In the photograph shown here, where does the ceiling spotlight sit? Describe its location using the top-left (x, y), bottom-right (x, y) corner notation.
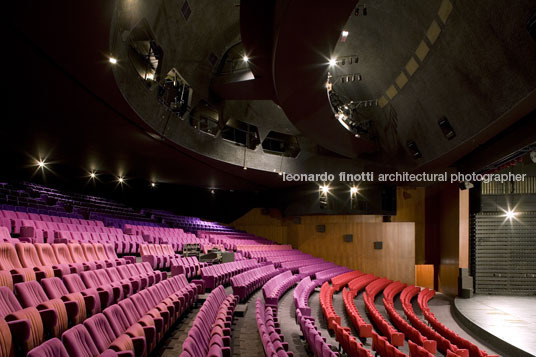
top-left (328, 58), bottom-right (337, 67)
top-left (37, 160), bottom-right (46, 168)
top-left (89, 172), bottom-right (96, 179)
top-left (320, 185), bottom-right (329, 194)
top-left (342, 31), bottom-right (349, 37)
top-left (210, 189), bottom-right (215, 194)
top-left (278, 171), bottom-right (283, 176)
top-left (242, 55), bottom-right (249, 63)
top-left (151, 182), bottom-right (156, 187)
top-left (505, 209), bottom-right (517, 220)
top-left (109, 57), bottom-right (118, 64)
top-left (350, 186), bottom-right (359, 194)
top-left (118, 177), bottom-right (124, 183)
top-left (243, 166), bottom-right (247, 170)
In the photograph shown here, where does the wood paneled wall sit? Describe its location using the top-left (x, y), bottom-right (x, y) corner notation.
top-left (392, 187), bottom-right (426, 264)
top-left (233, 209), bottom-right (415, 284)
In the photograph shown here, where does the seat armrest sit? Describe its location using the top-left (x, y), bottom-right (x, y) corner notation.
top-left (64, 300), bottom-right (79, 320)
top-left (131, 336), bottom-right (146, 357)
top-left (6, 318), bottom-right (31, 342)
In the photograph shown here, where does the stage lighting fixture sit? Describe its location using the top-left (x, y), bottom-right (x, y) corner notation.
top-left (321, 185), bottom-right (329, 194)
top-left (89, 172), bottom-right (96, 179)
top-left (351, 186), bottom-right (359, 194)
top-left (329, 58), bottom-right (337, 67)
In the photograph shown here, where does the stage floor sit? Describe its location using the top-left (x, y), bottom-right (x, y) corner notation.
top-left (454, 295), bottom-right (536, 356)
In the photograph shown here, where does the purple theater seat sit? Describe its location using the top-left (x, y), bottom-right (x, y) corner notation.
top-left (103, 304), bottom-right (154, 354)
top-left (62, 324), bottom-right (131, 357)
top-left (27, 337), bottom-right (69, 357)
top-left (84, 313), bottom-right (144, 357)
top-left (14, 280), bottom-right (77, 338)
top-left (62, 273), bottom-right (103, 314)
top-left (41, 276), bottom-right (92, 325)
top-left (80, 270), bottom-right (117, 307)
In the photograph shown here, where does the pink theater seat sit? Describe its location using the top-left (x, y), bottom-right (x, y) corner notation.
top-left (15, 242), bottom-right (55, 279)
top-left (0, 242), bottom-right (37, 284)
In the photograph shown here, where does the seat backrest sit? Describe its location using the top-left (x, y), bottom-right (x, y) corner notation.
top-left (0, 318), bottom-right (13, 357)
top-left (16, 242), bottom-right (43, 269)
top-left (52, 244), bottom-right (75, 264)
top-left (94, 269), bottom-right (112, 284)
top-left (41, 277), bottom-right (70, 298)
top-left (68, 243), bottom-right (87, 262)
top-left (14, 280), bottom-right (48, 307)
top-left (83, 313), bottom-right (118, 353)
top-left (27, 337), bottom-right (69, 357)
top-left (0, 286), bottom-right (23, 318)
top-left (62, 273), bottom-right (87, 293)
top-left (0, 243), bottom-right (23, 270)
top-left (81, 243), bottom-right (99, 261)
top-left (0, 227), bottom-right (11, 240)
top-left (80, 271), bottom-right (101, 288)
top-left (118, 298), bottom-right (142, 325)
top-left (62, 324), bottom-right (101, 357)
top-left (35, 243), bottom-right (60, 265)
top-left (103, 304), bottom-right (131, 337)
top-left (94, 243), bottom-right (109, 261)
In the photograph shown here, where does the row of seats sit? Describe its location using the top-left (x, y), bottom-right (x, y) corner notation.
top-left (0, 242), bottom-right (133, 289)
top-left (297, 263), bottom-right (337, 278)
top-left (55, 231), bottom-right (143, 255)
top-left (279, 258), bottom-right (325, 273)
top-left (318, 272), bottom-right (371, 357)
top-left (363, 278), bottom-right (405, 347)
top-left (262, 270), bottom-right (301, 306)
top-left (342, 286), bottom-right (374, 338)
top-left (231, 264), bottom-right (282, 302)
top-left (418, 289), bottom-right (496, 357)
top-left (170, 256), bottom-right (208, 279)
top-left (382, 282), bottom-right (436, 354)
top-left (371, 331), bottom-right (406, 357)
top-left (331, 270), bottom-right (363, 291)
top-left (293, 276), bottom-right (320, 317)
top-left (19, 219), bottom-right (124, 244)
top-left (314, 267), bottom-right (352, 283)
top-left (140, 244), bottom-right (178, 269)
top-left (0, 209), bottom-right (103, 234)
top-left (200, 259), bottom-right (261, 290)
top-left (295, 308), bottom-right (338, 357)
top-left (0, 263), bottom-right (179, 356)
top-left (180, 285), bottom-right (238, 357)
top-left (400, 286), bottom-right (469, 356)
top-left (256, 299), bottom-right (293, 357)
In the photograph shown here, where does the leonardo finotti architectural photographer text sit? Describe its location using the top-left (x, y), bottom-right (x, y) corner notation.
top-left (282, 171), bottom-right (527, 183)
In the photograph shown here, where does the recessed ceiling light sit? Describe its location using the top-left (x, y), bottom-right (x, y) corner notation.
top-left (109, 57), bottom-right (118, 64)
top-left (242, 55), bottom-right (249, 63)
top-left (350, 186), bottom-right (358, 194)
top-left (37, 160), bottom-right (46, 168)
top-left (118, 177), bottom-right (124, 183)
top-left (329, 58), bottom-right (337, 67)
top-left (342, 31), bottom-right (349, 37)
top-left (321, 185), bottom-right (329, 194)
top-left (89, 172), bottom-right (96, 179)
top-left (151, 182), bottom-right (156, 187)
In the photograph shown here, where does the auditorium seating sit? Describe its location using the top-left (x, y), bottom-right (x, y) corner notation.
top-left (295, 308), bottom-right (338, 356)
top-left (180, 285), bottom-right (238, 357)
top-left (170, 256), bottom-right (208, 279)
top-left (418, 289), bottom-right (497, 357)
top-left (140, 244), bottom-right (178, 269)
top-left (314, 267), bottom-right (352, 283)
top-left (262, 270), bottom-right (301, 306)
top-left (382, 281), bottom-right (436, 354)
top-left (256, 299), bottom-right (294, 357)
top-left (331, 270), bottom-right (363, 291)
top-left (293, 276), bottom-right (319, 317)
top-left (342, 273), bottom-right (377, 338)
top-left (231, 264), bottom-right (281, 302)
top-left (297, 262), bottom-right (338, 278)
top-left (363, 277), bottom-right (405, 347)
top-left (199, 259), bottom-right (262, 290)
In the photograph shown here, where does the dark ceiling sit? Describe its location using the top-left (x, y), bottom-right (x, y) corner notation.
top-left (4, 0), bottom-right (536, 202)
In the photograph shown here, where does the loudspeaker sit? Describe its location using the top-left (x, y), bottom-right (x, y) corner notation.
top-left (343, 234), bottom-right (353, 242)
top-left (438, 117), bottom-right (456, 140)
top-left (316, 224), bottom-right (326, 233)
top-left (407, 140), bottom-right (422, 159)
top-left (374, 241), bottom-right (383, 250)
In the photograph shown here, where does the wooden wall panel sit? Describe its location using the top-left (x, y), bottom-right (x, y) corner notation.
top-left (232, 209), bottom-right (416, 284)
top-left (393, 187), bottom-right (426, 264)
top-left (415, 264), bottom-right (434, 289)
